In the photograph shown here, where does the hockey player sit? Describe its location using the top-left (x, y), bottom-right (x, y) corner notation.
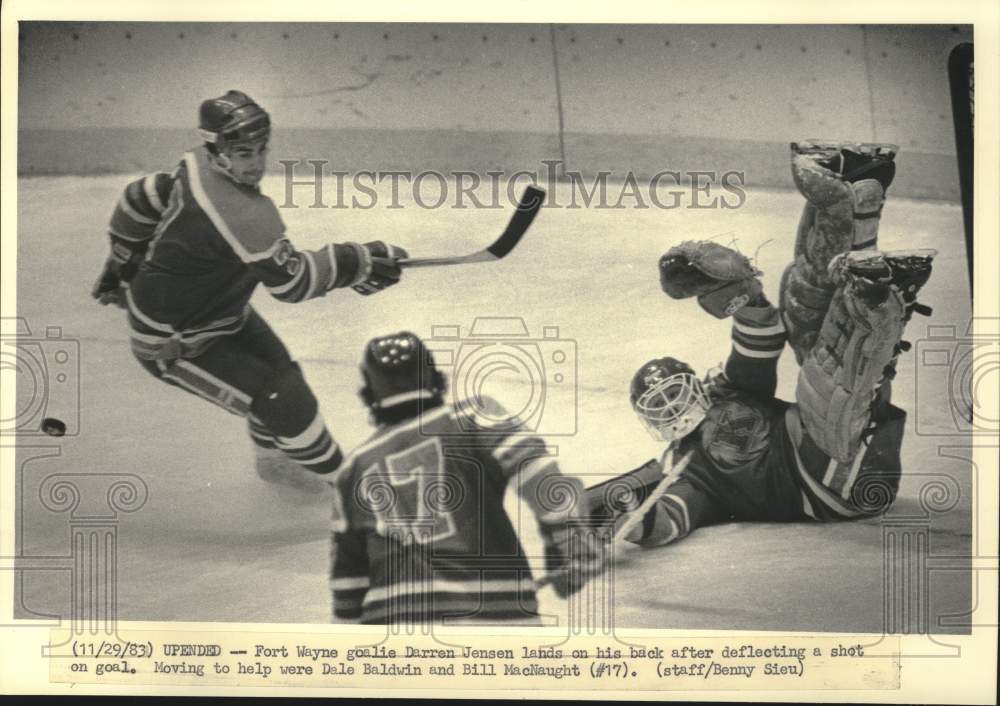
top-left (91, 90), bottom-right (409, 491)
top-left (590, 142), bottom-right (934, 546)
top-left (326, 332), bottom-right (600, 625)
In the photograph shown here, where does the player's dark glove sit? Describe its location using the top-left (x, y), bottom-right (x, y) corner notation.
top-left (539, 514), bottom-right (606, 599)
top-left (91, 257), bottom-right (127, 308)
top-left (351, 241), bottom-right (409, 296)
top-left (659, 240), bottom-right (763, 318)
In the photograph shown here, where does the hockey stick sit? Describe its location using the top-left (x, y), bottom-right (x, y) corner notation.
top-left (534, 449), bottom-right (693, 592)
top-left (612, 446), bottom-right (694, 543)
top-left (396, 186), bottom-right (545, 268)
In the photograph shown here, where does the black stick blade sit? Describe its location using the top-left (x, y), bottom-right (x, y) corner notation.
top-left (487, 186), bottom-right (545, 259)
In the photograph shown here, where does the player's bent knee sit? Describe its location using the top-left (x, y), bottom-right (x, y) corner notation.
top-left (251, 363), bottom-right (317, 436)
top-left (251, 363), bottom-right (343, 474)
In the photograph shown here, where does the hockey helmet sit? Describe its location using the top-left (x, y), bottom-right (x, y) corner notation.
top-left (198, 90), bottom-right (271, 149)
top-left (359, 332), bottom-right (446, 415)
top-left (630, 357), bottom-right (710, 443)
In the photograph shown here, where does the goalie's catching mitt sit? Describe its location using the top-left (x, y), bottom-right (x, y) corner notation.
top-left (659, 240), bottom-right (763, 318)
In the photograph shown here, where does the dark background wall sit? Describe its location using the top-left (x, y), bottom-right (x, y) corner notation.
top-left (17, 22), bottom-right (972, 199)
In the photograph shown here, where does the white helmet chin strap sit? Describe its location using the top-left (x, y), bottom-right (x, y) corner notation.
top-left (207, 148), bottom-right (261, 187)
top-left (634, 372), bottom-right (711, 443)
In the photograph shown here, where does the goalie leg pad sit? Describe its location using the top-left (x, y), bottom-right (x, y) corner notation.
top-left (250, 363), bottom-right (343, 474)
top-left (780, 259), bottom-right (835, 364)
top-left (792, 146), bottom-right (887, 263)
top-left (781, 176), bottom-right (888, 364)
top-left (795, 281), bottom-right (905, 464)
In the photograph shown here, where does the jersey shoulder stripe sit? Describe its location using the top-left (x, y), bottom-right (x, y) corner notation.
top-left (183, 147), bottom-right (286, 263)
top-left (143, 172), bottom-right (173, 214)
top-left (124, 179), bottom-right (159, 221)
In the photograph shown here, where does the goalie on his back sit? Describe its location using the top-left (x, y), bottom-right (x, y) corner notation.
top-left (590, 141), bottom-right (935, 545)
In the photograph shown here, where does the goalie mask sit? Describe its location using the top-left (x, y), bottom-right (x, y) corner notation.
top-left (630, 357), bottom-right (711, 443)
top-left (359, 332), bottom-right (447, 424)
top-left (198, 90), bottom-right (271, 186)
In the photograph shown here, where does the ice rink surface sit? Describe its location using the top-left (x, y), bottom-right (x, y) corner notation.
top-left (14, 174), bottom-right (972, 632)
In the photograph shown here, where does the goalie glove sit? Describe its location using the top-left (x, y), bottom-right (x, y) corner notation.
top-left (659, 240), bottom-right (763, 318)
top-left (350, 241), bottom-right (409, 296)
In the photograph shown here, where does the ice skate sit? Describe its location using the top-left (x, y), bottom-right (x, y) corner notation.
top-left (792, 139), bottom-right (898, 191)
top-left (254, 445), bottom-right (333, 498)
top-left (832, 248), bottom-right (936, 314)
top-left (831, 249), bottom-right (937, 386)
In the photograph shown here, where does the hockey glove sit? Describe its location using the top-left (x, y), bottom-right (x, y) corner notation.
top-left (351, 241), bottom-right (409, 296)
top-left (91, 256), bottom-right (127, 308)
top-left (659, 240), bottom-right (763, 318)
top-left (539, 515), bottom-right (606, 599)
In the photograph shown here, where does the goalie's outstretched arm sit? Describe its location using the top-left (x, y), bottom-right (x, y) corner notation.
top-left (722, 293), bottom-right (787, 400)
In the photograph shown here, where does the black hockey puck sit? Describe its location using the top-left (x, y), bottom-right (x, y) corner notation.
top-left (41, 417), bottom-right (66, 437)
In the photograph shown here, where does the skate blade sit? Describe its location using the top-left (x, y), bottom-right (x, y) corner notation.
top-left (881, 248), bottom-right (939, 261)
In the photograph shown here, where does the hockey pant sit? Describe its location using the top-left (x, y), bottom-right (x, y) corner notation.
top-left (133, 308), bottom-right (343, 475)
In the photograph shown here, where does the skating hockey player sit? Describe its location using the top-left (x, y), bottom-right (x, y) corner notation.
top-left (589, 141), bottom-right (935, 546)
top-left (91, 90), bottom-right (409, 492)
top-left (326, 332), bottom-right (602, 624)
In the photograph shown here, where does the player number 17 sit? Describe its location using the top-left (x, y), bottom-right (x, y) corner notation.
top-left (368, 437), bottom-right (458, 544)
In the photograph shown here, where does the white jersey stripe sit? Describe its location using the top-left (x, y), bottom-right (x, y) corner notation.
top-left (732, 340), bottom-right (783, 359)
top-left (184, 151), bottom-right (281, 263)
top-left (663, 493), bottom-right (691, 533)
top-left (379, 390), bottom-right (438, 408)
top-left (821, 458), bottom-right (839, 486)
top-left (329, 576), bottom-right (371, 591)
top-left (325, 243), bottom-right (339, 290)
top-left (109, 226), bottom-right (150, 243)
top-left (801, 490), bottom-right (818, 519)
top-left (118, 194), bottom-right (158, 225)
top-left (275, 412), bottom-right (327, 450)
top-left (363, 577), bottom-right (532, 604)
top-left (143, 174), bottom-right (166, 214)
top-left (491, 434), bottom-right (542, 460)
top-left (734, 320), bottom-right (785, 336)
top-left (304, 440), bottom-right (341, 465)
top-left (516, 456), bottom-right (557, 485)
top-left (839, 447), bottom-right (869, 501)
top-left (302, 250), bottom-right (323, 299)
top-left (266, 260), bottom-right (306, 295)
top-left (339, 406), bottom-right (453, 465)
top-left (174, 360), bottom-right (253, 407)
top-left (161, 365), bottom-right (244, 414)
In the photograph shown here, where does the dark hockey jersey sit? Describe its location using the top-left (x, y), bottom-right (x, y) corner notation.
top-left (328, 398), bottom-right (574, 625)
top-left (668, 300), bottom-right (883, 531)
top-left (106, 145), bottom-right (367, 361)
